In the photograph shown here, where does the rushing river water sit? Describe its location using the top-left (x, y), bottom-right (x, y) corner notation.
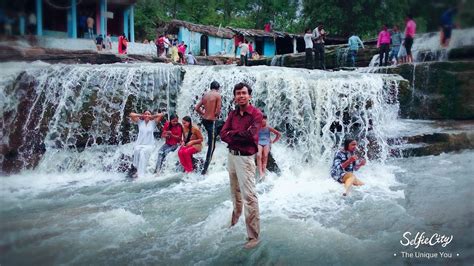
top-left (0, 62), bottom-right (472, 265)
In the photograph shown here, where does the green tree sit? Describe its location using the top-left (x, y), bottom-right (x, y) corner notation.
top-left (303, 0), bottom-right (409, 38)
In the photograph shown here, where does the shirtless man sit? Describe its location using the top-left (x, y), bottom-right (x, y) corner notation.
top-left (195, 81), bottom-right (222, 175)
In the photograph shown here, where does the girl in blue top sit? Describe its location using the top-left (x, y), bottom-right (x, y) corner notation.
top-left (257, 114), bottom-right (281, 179)
top-left (330, 138), bottom-right (366, 196)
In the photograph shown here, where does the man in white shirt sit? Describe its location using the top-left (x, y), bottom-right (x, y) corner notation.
top-left (164, 35), bottom-right (171, 56)
top-left (304, 28), bottom-right (314, 69)
top-left (239, 40), bottom-right (249, 66)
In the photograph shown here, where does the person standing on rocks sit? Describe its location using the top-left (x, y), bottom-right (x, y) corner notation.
top-left (239, 40), bottom-right (249, 66)
top-left (95, 34), bottom-right (104, 51)
top-left (256, 114), bottom-right (281, 180)
top-left (304, 28), bottom-right (314, 69)
top-left (404, 14), bottom-right (416, 63)
top-left (389, 25), bottom-right (402, 64)
top-left (194, 81), bottom-right (222, 175)
top-left (347, 32), bottom-right (364, 67)
top-left (312, 22), bottom-right (327, 70)
top-left (221, 82), bottom-right (263, 249)
top-left (87, 15), bottom-right (94, 39)
top-left (377, 24), bottom-right (391, 66)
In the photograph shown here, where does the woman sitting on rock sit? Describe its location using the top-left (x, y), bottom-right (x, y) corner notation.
top-left (129, 110), bottom-right (164, 178)
top-left (330, 138), bottom-right (366, 196)
top-left (178, 116), bottom-right (204, 173)
top-left (155, 114), bottom-right (183, 173)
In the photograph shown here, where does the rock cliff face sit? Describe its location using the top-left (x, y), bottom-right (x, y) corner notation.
top-left (370, 61), bottom-right (474, 120)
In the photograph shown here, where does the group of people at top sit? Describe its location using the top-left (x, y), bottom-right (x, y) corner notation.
top-left (128, 81), bottom-right (367, 249)
top-left (94, 33), bottom-right (128, 54)
top-left (375, 14), bottom-right (417, 66)
top-left (151, 35), bottom-right (198, 65)
top-left (304, 15), bottom-right (417, 69)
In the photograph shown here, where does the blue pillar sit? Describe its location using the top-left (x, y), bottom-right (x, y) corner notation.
top-left (19, 15), bottom-right (26, 35)
top-left (67, 12), bottom-right (72, 37)
top-left (123, 8), bottom-right (129, 38)
top-left (71, 0), bottom-right (77, 38)
top-left (36, 0), bottom-right (43, 36)
top-left (129, 5), bottom-right (135, 42)
top-left (100, 0), bottom-right (106, 35)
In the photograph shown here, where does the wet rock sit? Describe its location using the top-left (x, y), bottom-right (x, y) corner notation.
top-left (389, 120), bottom-right (474, 157)
top-left (448, 45), bottom-right (474, 61)
top-left (249, 45), bottom-right (379, 69)
top-left (371, 61), bottom-right (474, 120)
top-left (0, 44), bottom-right (170, 64)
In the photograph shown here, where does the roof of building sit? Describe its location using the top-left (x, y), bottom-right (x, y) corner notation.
top-left (161, 20), bottom-right (303, 40)
top-left (164, 20), bottom-right (235, 39)
top-left (226, 27), bottom-right (302, 39)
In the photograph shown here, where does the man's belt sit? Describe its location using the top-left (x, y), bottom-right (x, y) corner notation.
top-left (229, 149), bottom-right (253, 156)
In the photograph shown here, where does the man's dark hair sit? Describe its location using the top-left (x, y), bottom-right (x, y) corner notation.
top-left (210, 81), bottom-right (220, 90)
top-left (407, 14), bottom-right (413, 19)
top-left (344, 138), bottom-right (355, 150)
top-left (263, 114), bottom-right (268, 119)
top-left (305, 28), bottom-right (311, 33)
top-left (233, 82), bottom-right (252, 96)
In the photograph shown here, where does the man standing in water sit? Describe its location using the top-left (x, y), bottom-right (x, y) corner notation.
top-left (195, 81), bottom-right (222, 175)
top-left (221, 82), bottom-right (263, 249)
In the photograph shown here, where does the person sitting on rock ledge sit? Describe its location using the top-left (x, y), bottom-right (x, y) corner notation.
top-left (330, 138), bottom-right (366, 196)
top-left (129, 111), bottom-right (164, 178)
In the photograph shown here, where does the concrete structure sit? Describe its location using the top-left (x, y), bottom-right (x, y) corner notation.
top-left (22, 0), bottom-right (135, 41)
top-left (227, 27), bottom-right (304, 57)
top-left (161, 20), bottom-right (305, 57)
top-left (163, 20), bottom-right (235, 56)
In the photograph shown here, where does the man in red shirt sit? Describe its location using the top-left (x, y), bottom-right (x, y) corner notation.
top-left (220, 82), bottom-right (263, 249)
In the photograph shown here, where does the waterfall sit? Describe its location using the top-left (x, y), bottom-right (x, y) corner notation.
top-left (1, 62), bottom-right (183, 173)
top-left (1, 62), bottom-right (401, 175)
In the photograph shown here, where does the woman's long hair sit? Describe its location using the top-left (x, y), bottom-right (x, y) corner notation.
top-left (183, 116), bottom-right (193, 144)
top-left (343, 138), bottom-right (355, 150)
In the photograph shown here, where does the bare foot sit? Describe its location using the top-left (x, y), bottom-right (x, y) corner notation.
top-left (244, 239), bottom-right (260, 249)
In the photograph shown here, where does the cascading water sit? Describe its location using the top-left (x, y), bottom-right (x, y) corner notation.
top-left (178, 66), bottom-right (400, 163)
top-left (1, 62), bottom-right (472, 265)
top-left (1, 62), bottom-right (182, 173)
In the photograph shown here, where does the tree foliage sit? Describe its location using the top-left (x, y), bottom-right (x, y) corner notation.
top-left (135, 0), bottom-right (473, 41)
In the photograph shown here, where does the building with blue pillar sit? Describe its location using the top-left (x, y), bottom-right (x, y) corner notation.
top-left (163, 20), bottom-right (304, 57)
top-left (26, 0), bottom-right (135, 40)
top-left (164, 20), bottom-right (236, 56)
top-left (227, 27), bottom-right (304, 57)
